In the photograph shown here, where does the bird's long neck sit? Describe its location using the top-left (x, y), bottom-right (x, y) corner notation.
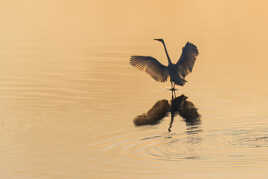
top-left (161, 41), bottom-right (172, 65)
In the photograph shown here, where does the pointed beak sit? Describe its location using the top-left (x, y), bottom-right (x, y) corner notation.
top-left (154, 38), bottom-right (163, 42)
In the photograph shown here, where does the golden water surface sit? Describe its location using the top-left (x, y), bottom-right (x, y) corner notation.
top-left (1, 1), bottom-right (268, 178)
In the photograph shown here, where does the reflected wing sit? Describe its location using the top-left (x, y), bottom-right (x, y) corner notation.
top-left (175, 42), bottom-right (199, 78)
top-left (130, 56), bottom-right (169, 82)
top-left (133, 99), bottom-right (170, 126)
top-left (172, 95), bottom-right (201, 125)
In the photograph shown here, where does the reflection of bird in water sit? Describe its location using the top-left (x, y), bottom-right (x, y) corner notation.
top-left (133, 95), bottom-right (200, 131)
top-left (169, 94), bottom-right (200, 131)
top-left (134, 100), bottom-right (170, 126)
top-left (130, 39), bottom-right (199, 91)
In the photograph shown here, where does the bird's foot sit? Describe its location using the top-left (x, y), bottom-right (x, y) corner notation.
top-left (169, 87), bottom-right (177, 91)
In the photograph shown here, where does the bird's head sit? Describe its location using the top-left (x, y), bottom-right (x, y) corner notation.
top-left (154, 38), bottom-right (164, 42)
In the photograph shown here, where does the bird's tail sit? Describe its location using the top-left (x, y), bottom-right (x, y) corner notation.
top-left (173, 75), bottom-right (187, 86)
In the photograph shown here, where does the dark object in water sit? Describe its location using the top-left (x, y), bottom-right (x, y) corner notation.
top-left (133, 100), bottom-right (170, 126)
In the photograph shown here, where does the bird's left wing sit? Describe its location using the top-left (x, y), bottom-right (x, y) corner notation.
top-left (130, 56), bottom-right (169, 82)
top-left (175, 42), bottom-right (199, 78)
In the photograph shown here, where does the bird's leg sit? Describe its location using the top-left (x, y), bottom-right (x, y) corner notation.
top-left (170, 82), bottom-right (176, 97)
top-left (168, 86), bottom-right (176, 132)
top-left (170, 82), bottom-right (175, 91)
top-left (168, 105), bottom-right (175, 132)
top-left (171, 87), bottom-right (174, 100)
top-left (173, 83), bottom-right (177, 97)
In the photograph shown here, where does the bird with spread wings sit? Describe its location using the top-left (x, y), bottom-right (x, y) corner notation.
top-left (130, 39), bottom-right (199, 91)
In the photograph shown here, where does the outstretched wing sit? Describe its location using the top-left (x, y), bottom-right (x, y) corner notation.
top-left (176, 42), bottom-right (199, 78)
top-left (130, 56), bottom-right (169, 82)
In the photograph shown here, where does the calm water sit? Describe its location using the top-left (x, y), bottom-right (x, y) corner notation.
top-left (0, 39), bottom-right (268, 179)
top-left (1, 1), bottom-right (268, 179)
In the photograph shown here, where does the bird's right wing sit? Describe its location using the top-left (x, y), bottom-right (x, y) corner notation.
top-left (175, 42), bottom-right (199, 78)
top-left (130, 56), bottom-right (169, 82)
